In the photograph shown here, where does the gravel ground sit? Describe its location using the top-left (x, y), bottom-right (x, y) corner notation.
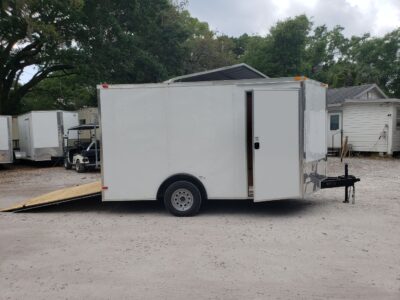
top-left (0, 157), bottom-right (399, 299)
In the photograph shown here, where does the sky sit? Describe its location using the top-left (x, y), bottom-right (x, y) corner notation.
top-left (187, 0), bottom-right (400, 37)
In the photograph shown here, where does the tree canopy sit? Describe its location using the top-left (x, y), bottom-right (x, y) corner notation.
top-left (0, 0), bottom-right (83, 114)
top-left (1, 2), bottom-right (399, 115)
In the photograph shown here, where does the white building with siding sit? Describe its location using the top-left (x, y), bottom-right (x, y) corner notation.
top-left (327, 84), bottom-right (400, 155)
top-left (76, 107), bottom-right (100, 140)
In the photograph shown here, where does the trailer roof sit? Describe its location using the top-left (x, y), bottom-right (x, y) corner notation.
top-left (165, 63), bottom-right (268, 83)
top-left (98, 76), bottom-right (324, 90)
top-left (17, 110), bottom-right (78, 116)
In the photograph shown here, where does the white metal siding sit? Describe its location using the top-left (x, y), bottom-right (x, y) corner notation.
top-left (343, 103), bottom-right (391, 152)
top-left (99, 79), bottom-right (326, 202)
top-left (18, 113), bottom-right (33, 158)
top-left (62, 112), bottom-right (79, 139)
top-left (253, 90), bottom-right (300, 201)
top-left (391, 104), bottom-right (400, 152)
top-left (31, 112), bottom-right (59, 148)
top-left (12, 117), bottom-right (19, 141)
top-left (0, 116), bottom-right (10, 151)
top-left (304, 81), bottom-right (327, 161)
top-left (100, 85), bottom-right (249, 200)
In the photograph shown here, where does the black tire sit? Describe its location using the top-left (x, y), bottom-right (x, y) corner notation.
top-left (64, 157), bottom-right (72, 170)
top-left (164, 181), bottom-right (202, 217)
top-left (75, 160), bottom-right (85, 173)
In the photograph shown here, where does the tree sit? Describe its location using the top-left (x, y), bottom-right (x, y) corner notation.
top-left (21, 72), bottom-right (95, 111)
top-left (349, 29), bottom-right (400, 97)
top-left (76, 0), bottom-right (190, 85)
top-left (241, 15), bottom-right (311, 77)
top-left (180, 12), bottom-right (238, 73)
top-left (306, 26), bottom-right (400, 97)
top-left (239, 35), bottom-right (268, 73)
top-left (303, 25), bottom-right (351, 83)
top-left (3, 4), bottom-right (400, 113)
top-left (1, 0), bottom-right (191, 114)
top-left (0, 0), bottom-right (83, 114)
top-left (239, 15), bottom-right (399, 98)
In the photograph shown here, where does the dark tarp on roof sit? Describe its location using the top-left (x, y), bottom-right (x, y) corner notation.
top-left (166, 63), bottom-right (268, 83)
top-left (327, 84), bottom-right (377, 105)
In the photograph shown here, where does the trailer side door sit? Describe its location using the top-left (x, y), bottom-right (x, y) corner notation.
top-left (253, 89), bottom-right (301, 201)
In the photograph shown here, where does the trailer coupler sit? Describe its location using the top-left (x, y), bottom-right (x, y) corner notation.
top-left (320, 164), bottom-right (360, 204)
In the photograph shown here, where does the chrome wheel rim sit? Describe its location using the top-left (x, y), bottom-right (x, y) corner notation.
top-left (171, 188), bottom-right (194, 212)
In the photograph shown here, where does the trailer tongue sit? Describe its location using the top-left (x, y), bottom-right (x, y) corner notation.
top-left (307, 163), bottom-right (360, 204)
top-left (1, 182), bottom-right (101, 212)
top-left (320, 164), bottom-right (360, 204)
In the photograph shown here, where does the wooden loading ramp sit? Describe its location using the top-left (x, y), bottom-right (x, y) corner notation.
top-left (1, 181), bottom-right (102, 212)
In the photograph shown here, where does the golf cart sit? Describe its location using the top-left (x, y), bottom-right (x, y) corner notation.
top-left (63, 124), bottom-right (100, 172)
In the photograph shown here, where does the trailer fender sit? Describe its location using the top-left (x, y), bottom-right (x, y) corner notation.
top-left (156, 173), bottom-right (208, 202)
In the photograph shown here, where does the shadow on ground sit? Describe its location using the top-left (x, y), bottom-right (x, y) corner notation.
top-left (18, 196), bottom-right (324, 217)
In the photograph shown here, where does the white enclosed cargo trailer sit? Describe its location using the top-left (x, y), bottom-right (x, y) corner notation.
top-left (0, 115), bottom-right (13, 164)
top-left (17, 111), bottom-right (79, 161)
top-left (98, 77), bottom-right (328, 216)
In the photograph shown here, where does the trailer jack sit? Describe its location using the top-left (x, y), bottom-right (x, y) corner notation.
top-left (320, 164), bottom-right (360, 204)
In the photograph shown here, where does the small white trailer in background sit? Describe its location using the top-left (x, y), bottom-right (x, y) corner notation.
top-left (17, 111), bottom-right (79, 161)
top-left (98, 77), bottom-right (333, 216)
top-left (0, 115), bottom-right (13, 164)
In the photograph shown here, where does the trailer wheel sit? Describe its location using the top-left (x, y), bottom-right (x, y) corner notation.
top-left (64, 158), bottom-right (72, 170)
top-left (164, 181), bottom-right (202, 216)
top-left (75, 160), bottom-right (85, 173)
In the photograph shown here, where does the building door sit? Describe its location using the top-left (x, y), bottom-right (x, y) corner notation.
top-left (327, 112), bottom-right (342, 149)
top-left (253, 89), bottom-right (300, 201)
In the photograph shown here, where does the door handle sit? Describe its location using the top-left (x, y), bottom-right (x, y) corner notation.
top-left (254, 142), bottom-right (260, 150)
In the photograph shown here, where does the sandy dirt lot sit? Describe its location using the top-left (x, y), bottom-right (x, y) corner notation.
top-left (0, 158), bottom-right (399, 299)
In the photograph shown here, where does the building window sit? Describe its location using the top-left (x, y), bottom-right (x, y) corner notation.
top-left (397, 108), bottom-right (400, 129)
top-left (79, 119), bottom-right (86, 125)
top-left (330, 114), bottom-right (340, 131)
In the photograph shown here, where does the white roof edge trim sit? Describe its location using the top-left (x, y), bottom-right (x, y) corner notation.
top-left (353, 84), bottom-right (388, 99)
top-left (327, 103), bottom-right (343, 108)
top-left (163, 63), bottom-right (269, 83)
top-left (344, 98), bottom-right (400, 104)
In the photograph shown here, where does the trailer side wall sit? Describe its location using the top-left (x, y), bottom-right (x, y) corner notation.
top-left (100, 85), bottom-right (248, 200)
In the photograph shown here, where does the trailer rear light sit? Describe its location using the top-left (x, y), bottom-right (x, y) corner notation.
top-left (102, 83), bottom-right (109, 88)
top-left (102, 186), bottom-right (108, 190)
